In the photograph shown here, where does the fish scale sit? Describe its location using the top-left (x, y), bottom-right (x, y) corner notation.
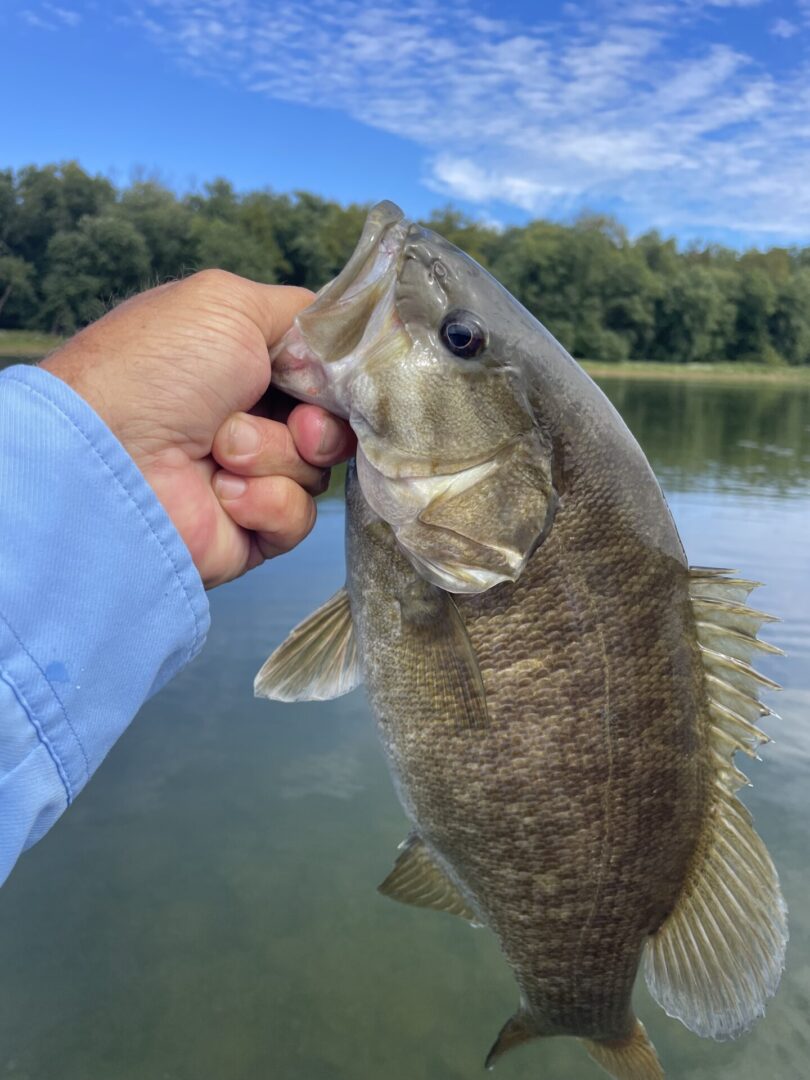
top-left (256, 201), bottom-right (787, 1080)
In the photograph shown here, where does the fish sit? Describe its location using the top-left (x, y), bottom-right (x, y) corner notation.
top-left (255, 201), bottom-right (787, 1079)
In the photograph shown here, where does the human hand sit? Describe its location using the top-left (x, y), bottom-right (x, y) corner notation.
top-left (41, 271), bottom-right (355, 588)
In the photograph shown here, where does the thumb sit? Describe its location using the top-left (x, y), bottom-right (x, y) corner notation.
top-left (227, 279), bottom-right (316, 350)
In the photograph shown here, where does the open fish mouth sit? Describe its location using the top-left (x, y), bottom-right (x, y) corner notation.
top-left (270, 201), bottom-right (409, 416)
top-left (304, 200), bottom-right (405, 322)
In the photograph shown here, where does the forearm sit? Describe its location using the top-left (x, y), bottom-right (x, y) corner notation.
top-left (0, 365), bottom-right (209, 883)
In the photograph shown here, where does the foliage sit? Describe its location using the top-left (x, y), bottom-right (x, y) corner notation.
top-left (0, 162), bottom-right (808, 363)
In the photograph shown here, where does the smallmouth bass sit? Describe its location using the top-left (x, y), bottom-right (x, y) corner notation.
top-left (256, 202), bottom-right (787, 1080)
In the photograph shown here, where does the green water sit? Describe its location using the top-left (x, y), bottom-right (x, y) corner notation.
top-left (1, 378), bottom-right (808, 1080)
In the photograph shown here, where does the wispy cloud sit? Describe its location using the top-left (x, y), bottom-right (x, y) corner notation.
top-left (21, 9), bottom-right (54, 29)
top-left (770, 17), bottom-right (799, 37)
top-left (32, 1), bottom-right (810, 240)
top-left (20, 2), bottom-right (81, 29)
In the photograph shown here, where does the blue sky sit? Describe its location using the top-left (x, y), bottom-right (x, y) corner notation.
top-left (2, 0), bottom-right (810, 247)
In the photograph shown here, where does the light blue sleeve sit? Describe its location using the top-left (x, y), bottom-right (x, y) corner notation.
top-left (0, 364), bottom-right (210, 884)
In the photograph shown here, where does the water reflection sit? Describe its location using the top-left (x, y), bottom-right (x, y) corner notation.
top-left (0, 379), bottom-right (807, 1080)
top-left (601, 378), bottom-right (810, 496)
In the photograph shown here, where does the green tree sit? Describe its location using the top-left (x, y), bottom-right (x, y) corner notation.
top-left (40, 214), bottom-right (150, 332)
top-left (732, 267), bottom-right (780, 363)
top-left (192, 215), bottom-right (281, 282)
top-left (272, 193), bottom-right (370, 289)
top-left (187, 177), bottom-right (240, 222)
top-left (0, 160), bottom-right (808, 364)
top-left (769, 269), bottom-right (810, 365)
top-left (649, 266), bottom-right (737, 364)
top-left (0, 169), bottom-right (17, 243)
top-left (117, 181), bottom-right (196, 283)
top-left (7, 162), bottom-right (115, 275)
top-left (491, 220), bottom-right (580, 350)
top-left (0, 253), bottom-right (36, 325)
top-left (422, 208), bottom-right (500, 268)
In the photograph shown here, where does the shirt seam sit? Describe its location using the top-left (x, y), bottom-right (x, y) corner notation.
top-left (3, 372), bottom-right (205, 660)
top-left (0, 648), bottom-right (74, 805)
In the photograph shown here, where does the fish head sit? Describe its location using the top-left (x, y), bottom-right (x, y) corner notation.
top-left (271, 201), bottom-right (556, 593)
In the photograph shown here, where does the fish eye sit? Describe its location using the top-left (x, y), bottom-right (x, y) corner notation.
top-left (439, 309), bottom-right (487, 359)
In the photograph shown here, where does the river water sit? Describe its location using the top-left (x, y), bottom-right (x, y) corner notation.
top-left (0, 377), bottom-right (808, 1080)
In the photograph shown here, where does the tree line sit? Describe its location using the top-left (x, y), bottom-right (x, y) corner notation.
top-left (1, 162), bottom-right (809, 365)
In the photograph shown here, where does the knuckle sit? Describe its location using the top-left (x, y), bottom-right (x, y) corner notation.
top-left (266, 475), bottom-right (299, 521)
top-left (267, 480), bottom-right (315, 539)
top-left (260, 422), bottom-right (298, 471)
top-left (184, 267), bottom-right (238, 296)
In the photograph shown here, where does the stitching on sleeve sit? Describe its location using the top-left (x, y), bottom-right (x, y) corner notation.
top-left (0, 648), bottom-right (75, 804)
top-left (4, 373), bottom-right (205, 660)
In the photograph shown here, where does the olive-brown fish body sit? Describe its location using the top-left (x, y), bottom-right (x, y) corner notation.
top-left (257, 202), bottom-right (787, 1080)
top-left (345, 383), bottom-right (708, 1044)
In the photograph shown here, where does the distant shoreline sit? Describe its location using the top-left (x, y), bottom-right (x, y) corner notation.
top-left (581, 360), bottom-right (810, 383)
top-left (2, 331), bottom-right (809, 383)
top-left (0, 331), bottom-right (64, 361)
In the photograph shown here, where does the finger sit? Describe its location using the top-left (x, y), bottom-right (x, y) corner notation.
top-left (287, 404), bottom-right (356, 467)
top-left (213, 472), bottom-right (317, 558)
top-left (212, 412), bottom-right (329, 495)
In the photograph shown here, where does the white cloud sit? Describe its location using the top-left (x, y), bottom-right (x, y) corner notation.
top-left (20, 2), bottom-right (81, 29)
top-left (21, 9), bottom-right (53, 29)
top-left (770, 17), bottom-right (799, 36)
top-left (126, 0), bottom-right (810, 240)
top-left (695, 0), bottom-right (768, 7)
top-left (44, 4), bottom-right (81, 26)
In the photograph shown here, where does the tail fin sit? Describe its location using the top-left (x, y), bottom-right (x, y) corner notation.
top-left (583, 1018), bottom-right (664, 1080)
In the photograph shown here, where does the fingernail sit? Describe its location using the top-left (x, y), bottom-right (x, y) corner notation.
top-left (227, 416), bottom-right (261, 457)
top-left (215, 473), bottom-right (248, 500)
top-left (318, 416), bottom-right (344, 456)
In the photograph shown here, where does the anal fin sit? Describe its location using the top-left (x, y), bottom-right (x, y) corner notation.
top-left (378, 833), bottom-right (477, 923)
top-left (584, 1018), bottom-right (664, 1080)
top-left (254, 587), bottom-right (361, 702)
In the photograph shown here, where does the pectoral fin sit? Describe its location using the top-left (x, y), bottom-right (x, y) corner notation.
top-left (378, 834), bottom-right (478, 922)
top-left (397, 581), bottom-right (489, 731)
top-left (643, 568), bottom-right (787, 1040)
top-left (254, 587), bottom-right (362, 702)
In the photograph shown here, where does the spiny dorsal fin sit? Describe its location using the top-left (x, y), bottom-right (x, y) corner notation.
top-left (643, 568), bottom-right (787, 1040)
top-left (583, 1018), bottom-right (664, 1080)
top-left (254, 587), bottom-right (361, 702)
top-left (485, 1010), bottom-right (535, 1070)
top-left (688, 566), bottom-right (782, 780)
top-left (378, 833), bottom-right (478, 923)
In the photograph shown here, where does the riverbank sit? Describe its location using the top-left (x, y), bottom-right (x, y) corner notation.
top-left (2, 329), bottom-right (809, 381)
top-left (0, 330), bottom-right (64, 360)
top-left (581, 360), bottom-right (810, 383)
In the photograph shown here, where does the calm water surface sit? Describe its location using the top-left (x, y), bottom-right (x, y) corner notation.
top-left (1, 378), bottom-right (808, 1080)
